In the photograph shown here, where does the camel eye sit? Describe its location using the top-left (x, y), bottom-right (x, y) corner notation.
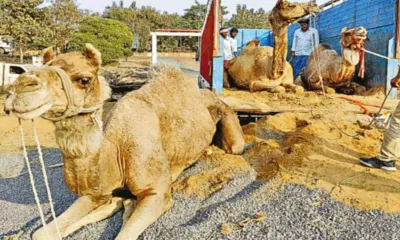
top-left (77, 77), bottom-right (91, 85)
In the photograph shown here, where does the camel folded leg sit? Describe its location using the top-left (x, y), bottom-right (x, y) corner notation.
top-left (122, 198), bottom-right (136, 226)
top-left (115, 190), bottom-right (174, 240)
top-left (32, 196), bottom-right (102, 240)
top-left (250, 81), bottom-right (285, 93)
top-left (282, 83), bottom-right (305, 95)
top-left (213, 102), bottom-right (245, 155)
top-left (62, 197), bottom-right (123, 237)
top-left (336, 82), bottom-right (366, 95)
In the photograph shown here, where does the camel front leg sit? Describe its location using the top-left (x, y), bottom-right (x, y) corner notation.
top-left (62, 197), bottom-right (123, 237)
top-left (115, 189), bottom-right (174, 240)
top-left (250, 81), bottom-right (285, 93)
top-left (282, 83), bottom-right (305, 95)
top-left (122, 198), bottom-right (136, 226)
top-left (32, 196), bottom-right (102, 240)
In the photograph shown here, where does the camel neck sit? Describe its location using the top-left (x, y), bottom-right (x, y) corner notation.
top-left (270, 11), bottom-right (289, 79)
top-left (54, 111), bottom-right (104, 159)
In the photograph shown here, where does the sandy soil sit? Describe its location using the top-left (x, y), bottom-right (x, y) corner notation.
top-left (1, 81), bottom-right (400, 216)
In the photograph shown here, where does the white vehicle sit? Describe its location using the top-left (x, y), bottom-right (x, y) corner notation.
top-left (0, 63), bottom-right (37, 91)
top-left (0, 36), bottom-right (14, 55)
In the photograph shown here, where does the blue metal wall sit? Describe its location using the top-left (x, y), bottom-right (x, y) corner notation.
top-left (236, 0), bottom-right (397, 86)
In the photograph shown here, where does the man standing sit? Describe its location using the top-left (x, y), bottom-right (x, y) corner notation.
top-left (230, 28), bottom-right (239, 40)
top-left (360, 67), bottom-right (400, 171)
top-left (291, 18), bottom-right (319, 79)
top-left (220, 27), bottom-right (237, 87)
top-left (220, 28), bottom-right (237, 63)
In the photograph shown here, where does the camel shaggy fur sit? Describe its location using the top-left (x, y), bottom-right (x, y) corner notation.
top-left (225, 0), bottom-right (320, 93)
top-left (295, 27), bottom-right (368, 94)
top-left (4, 44), bottom-right (245, 240)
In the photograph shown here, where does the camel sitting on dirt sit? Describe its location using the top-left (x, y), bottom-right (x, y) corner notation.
top-left (4, 44), bottom-right (245, 240)
top-left (295, 27), bottom-right (368, 94)
top-left (225, 0), bottom-right (320, 93)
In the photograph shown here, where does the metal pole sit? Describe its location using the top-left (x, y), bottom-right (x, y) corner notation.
top-left (151, 34), bottom-right (157, 64)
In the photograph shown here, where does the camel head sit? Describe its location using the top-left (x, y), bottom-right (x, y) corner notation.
top-left (246, 40), bottom-right (260, 48)
top-left (4, 44), bottom-right (111, 120)
top-left (273, 0), bottom-right (321, 23)
top-left (340, 27), bottom-right (368, 66)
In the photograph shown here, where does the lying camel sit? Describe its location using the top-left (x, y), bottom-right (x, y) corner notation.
top-left (225, 0), bottom-right (320, 93)
top-left (295, 27), bottom-right (368, 94)
top-left (4, 44), bottom-right (245, 239)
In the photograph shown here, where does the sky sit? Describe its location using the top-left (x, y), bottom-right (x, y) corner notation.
top-left (77, 0), bottom-right (329, 17)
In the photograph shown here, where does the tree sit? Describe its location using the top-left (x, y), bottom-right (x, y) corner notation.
top-left (0, 0), bottom-right (51, 63)
top-left (227, 4), bottom-right (271, 29)
top-left (69, 17), bottom-right (133, 64)
top-left (45, 0), bottom-right (83, 54)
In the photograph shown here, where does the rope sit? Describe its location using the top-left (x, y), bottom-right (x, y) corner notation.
top-left (330, 87), bottom-right (393, 138)
top-left (19, 119), bottom-right (51, 240)
top-left (362, 48), bottom-right (400, 62)
top-left (32, 120), bottom-right (62, 240)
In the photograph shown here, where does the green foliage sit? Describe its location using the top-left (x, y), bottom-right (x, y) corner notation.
top-left (44, 0), bottom-right (83, 52)
top-left (227, 4), bottom-right (272, 29)
top-left (0, 0), bottom-right (52, 56)
top-left (69, 17), bottom-right (133, 64)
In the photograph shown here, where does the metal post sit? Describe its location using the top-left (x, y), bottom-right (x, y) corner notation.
top-left (151, 34), bottom-right (157, 64)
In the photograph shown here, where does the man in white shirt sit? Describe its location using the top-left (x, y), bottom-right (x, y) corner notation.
top-left (220, 28), bottom-right (237, 63)
top-left (291, 19), bottom-right (319, 79)
top-left (220, 27), bottom-right (237, 87)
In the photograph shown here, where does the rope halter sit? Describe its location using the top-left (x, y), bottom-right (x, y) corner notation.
top-left (40, 65), bottom-right (103, 122)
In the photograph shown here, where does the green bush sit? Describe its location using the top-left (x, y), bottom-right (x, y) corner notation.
top-left (69, 17), bottom-right (133, 64)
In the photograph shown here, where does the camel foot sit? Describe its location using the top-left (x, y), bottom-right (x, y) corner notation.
top-left (294, 86), bottom-right (305, 95)
top-left (62, 197), bottom-right (123, 237)
top-left (272, 86), bottom-right (286, 94)
top-left (326, 87), bottom-right (336, 94)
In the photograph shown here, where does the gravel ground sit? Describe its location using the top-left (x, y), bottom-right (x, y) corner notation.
top-left (1, 148), bottom-right (400, 240)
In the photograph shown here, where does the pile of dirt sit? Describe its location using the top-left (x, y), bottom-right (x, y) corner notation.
top-left (173, 146), bottom-right (257, 199)
top-left (239, 110), bottom-right (400, 213)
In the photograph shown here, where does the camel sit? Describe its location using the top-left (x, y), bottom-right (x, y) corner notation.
top-left (295, 27), bottom-right (368, 94)
top-left (225, 0), bottom-right (320, 93)
top-left (4, 44), bottom-right (245, 240)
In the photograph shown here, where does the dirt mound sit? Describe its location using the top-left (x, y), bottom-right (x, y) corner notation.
top-left (241, 110), bottom-right (400, 213)
top-left (173, 146), bottom-right (256, 198)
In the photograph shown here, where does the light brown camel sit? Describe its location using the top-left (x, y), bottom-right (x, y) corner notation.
top-left (4, 44), bottom-right (245, 240)
top-left (225, 0), bottom-right (320, 93)
top-left (295, 27), bottom-right (368, 94)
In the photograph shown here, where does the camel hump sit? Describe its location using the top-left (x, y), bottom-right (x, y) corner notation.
top-left (318, 43), bottom-right (333, 51)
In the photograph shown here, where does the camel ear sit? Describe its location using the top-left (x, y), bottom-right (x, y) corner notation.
top-left (84, 43), bottom-right (102, 68)
top-left (43, 47), bottom-right (55, 64)
top-left (341, 27), bottom-right (349, 34)
top-left (255, 40), bottom-right (260, 47)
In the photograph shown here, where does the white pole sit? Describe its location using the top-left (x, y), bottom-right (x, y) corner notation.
top-left (151, 34), bottom-right (157, 64)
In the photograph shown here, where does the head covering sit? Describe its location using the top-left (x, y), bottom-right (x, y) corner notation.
top-left (298, 18), bottom-right (310, 24)
top-left (219, 27), bottom-right (228, 34)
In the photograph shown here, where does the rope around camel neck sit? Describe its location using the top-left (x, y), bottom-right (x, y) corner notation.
top-left (19, 119), bottom-right (51, 240)
top-left (32, 120), bottom-right (62, 240)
